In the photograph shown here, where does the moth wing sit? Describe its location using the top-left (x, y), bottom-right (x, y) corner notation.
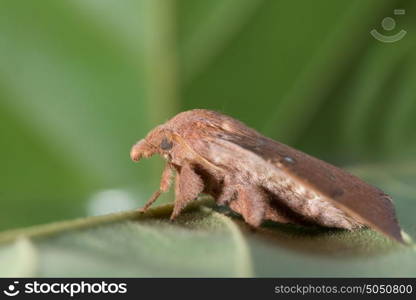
top-left (217, 131), bottom-right (403, 243)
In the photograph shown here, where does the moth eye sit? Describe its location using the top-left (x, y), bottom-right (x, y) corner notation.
top-left (160, 138), bottom-right (173, 150)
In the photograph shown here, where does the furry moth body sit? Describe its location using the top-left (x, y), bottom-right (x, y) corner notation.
top-left (130, 109), bottom-right (403, 243)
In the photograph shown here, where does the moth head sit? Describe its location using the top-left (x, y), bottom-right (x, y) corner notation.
top-left (130, 125), bottom-right (175, 162)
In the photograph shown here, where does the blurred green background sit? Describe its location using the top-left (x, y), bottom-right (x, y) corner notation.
top-left (1, 0), bottom-right (415, 233)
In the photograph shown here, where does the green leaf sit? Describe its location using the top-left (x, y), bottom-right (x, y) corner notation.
top-left (0, 238), bottom-right (38, 277)
top-left (0, 200), bottom-right (253, 277)
top-left (1, 158), bottom-right (415, 277)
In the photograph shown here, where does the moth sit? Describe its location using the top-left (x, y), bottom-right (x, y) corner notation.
top-left (130, 109), bottom-right (403, 243)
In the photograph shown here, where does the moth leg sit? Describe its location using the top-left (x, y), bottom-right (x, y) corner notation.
top-left (217, 176), bottom-right (237, 205)
top-left (170, 163), bottom-right (204, 220)
top-left (229, 185), bottom-right (266, 227)
top-left (139, 163), bottom-right (173, 213)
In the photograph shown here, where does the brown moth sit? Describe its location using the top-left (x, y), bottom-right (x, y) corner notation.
top-left (130, 109), bottom-right (403, 243)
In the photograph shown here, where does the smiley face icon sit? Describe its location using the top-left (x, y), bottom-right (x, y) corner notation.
top-left (3, 281), bottom-right (20, 297)
top-left (371, 9), bottom-right (407, 43)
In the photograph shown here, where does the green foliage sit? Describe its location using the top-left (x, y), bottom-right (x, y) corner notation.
top-left (0, 203), bottom-right (252, 277)
top-left (0, 0), bottom-right (415, 276)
